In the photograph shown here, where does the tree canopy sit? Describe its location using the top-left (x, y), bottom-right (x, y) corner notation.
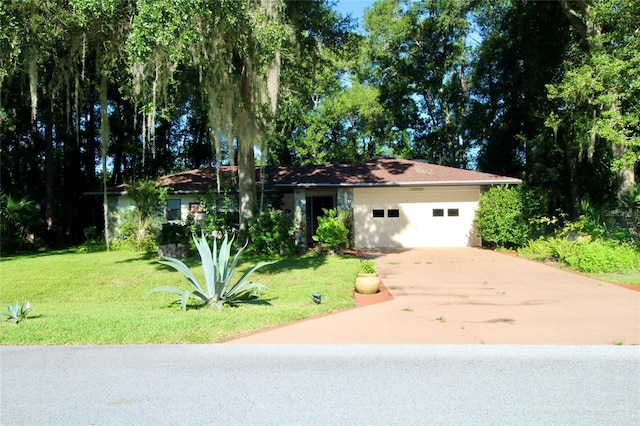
top-left (1, 0), bottom-right (637, 246)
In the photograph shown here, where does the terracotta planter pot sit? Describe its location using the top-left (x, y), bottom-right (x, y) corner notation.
top-left (355, 273), bottom-right (381, 294)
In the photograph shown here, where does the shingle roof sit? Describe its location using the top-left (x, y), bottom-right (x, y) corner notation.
top-left (99, 158), bottom-right (521, 195)
top-left (264, 158), bottom-right (521, 187)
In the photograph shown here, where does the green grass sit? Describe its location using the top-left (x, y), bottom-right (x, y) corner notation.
top-left (0, 249), bottom-right (360, 344)
top-left (589, 272), bottom-right (640, 285)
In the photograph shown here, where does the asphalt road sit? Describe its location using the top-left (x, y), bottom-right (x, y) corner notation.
top-left (1, 344), bottom-right (639, 425)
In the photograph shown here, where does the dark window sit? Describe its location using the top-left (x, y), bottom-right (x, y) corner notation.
top-left (372, 209), bottom-right (385, 218)
top-left (433, 208), bottom-right (444, 217)
top-left (167, 199), bottom-right (181, 221)
top-left (447, 208), bottom-right (459, 217)
top-left (387, 209), bottom-right (400, 218)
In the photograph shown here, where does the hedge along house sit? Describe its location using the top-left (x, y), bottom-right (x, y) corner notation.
top-left (98, 158), bottom-right (521, 248)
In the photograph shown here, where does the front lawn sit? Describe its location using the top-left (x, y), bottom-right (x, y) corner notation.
top-left (0, 249), bottom-right (360, 344)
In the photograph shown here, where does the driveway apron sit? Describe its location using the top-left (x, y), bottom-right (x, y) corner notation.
top-left (227, 248), bottom-right (640, 344)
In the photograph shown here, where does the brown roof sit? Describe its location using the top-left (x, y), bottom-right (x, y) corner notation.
top-left (264, 158), bottom-right (521, 187)
top-left (160, 158), bottom-right (522, 192)
top-left (99, 158), bottom-right (521, 195)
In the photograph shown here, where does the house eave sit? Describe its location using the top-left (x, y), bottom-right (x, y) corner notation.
top-left (166, 190), bottom-right (206, 195)
top-left (84, 191), bottom-right (127, 196)
top-left (85, 179), bottom-right (522, 195)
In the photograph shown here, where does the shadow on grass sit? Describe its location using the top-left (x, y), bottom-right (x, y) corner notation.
top-left (0, 248), bottom-right (85, 261)
top-left (114, 251), bottom-right (159, 264)
top-left (256, 255), bottom-right (331, 274)
top-left (160, 297), bottom-right (276, 311)
top-left (2, 248), bottom-right (158, 263)
top-left (1, 314), bottom-right (45, 324)
top-left (149, 251), bottom-right (341, 275)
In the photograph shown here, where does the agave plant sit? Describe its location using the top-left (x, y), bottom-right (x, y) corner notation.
top-left (147, 233), bottom-right (275, 311)
top-left (3, 301), bottom-right (31, 324)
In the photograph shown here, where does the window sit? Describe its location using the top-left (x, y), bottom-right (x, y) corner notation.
top-left (166, 199), bottom-right (181, 221)
top-left (433, 208), bottom-right (444, 217)
top-left (387, 209), bottom-right (400, 218)
top-left (372, 209), bottom-right (385, 218)
top-left (189, 202), bottom-right (203, 214)
top-left (447, 208), bottom-right (459, 217)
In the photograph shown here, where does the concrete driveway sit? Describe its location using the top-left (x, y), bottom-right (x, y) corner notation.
top-left (227, 248), bottom-right (640, 344)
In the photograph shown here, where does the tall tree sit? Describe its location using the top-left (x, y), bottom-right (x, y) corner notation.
top-left (268, 0), bottom-right (361, 165)
top-left (364, 0), bottom-right (474, 167)
top-left (126, 0), bottom-right (287, 228)
top-left (297, 81), bottom-right (387, 164)
top-left (471, 0), bottom-right (578, 212)
top-left (551, 0), bottom-right (639, 193)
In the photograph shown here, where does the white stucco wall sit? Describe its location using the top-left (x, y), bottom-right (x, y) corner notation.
top-left (111, 195), bottom-right (203, 223)
top-left (353, 186), bottom-right (482, 248)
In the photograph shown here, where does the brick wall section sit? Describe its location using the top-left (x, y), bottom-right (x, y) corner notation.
top-left (158, 243), bottom-right (190, 259)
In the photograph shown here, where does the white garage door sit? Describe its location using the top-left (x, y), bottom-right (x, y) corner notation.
top-left (353, 186), bottom-right (481, 248)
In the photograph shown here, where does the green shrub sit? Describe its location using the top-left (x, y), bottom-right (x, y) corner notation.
top-left (114, 179), bottom-right (167, 252)
top-left (617, 183), bottom-right (640, 239)
top-left (518, 237), bottom-right (579, 263)
top-left (475, 185), bottom-right (528, 249)
top-left (114, 208), bottom-right (159, 252)
top-left (245, 210), bottom-right (295, 255)
top-left (548, 237), bottom-right (580, 263)
top-left (520, 237), bottom-right (640, 273)
top-left (80, 226), bottom-right (106, 252)
top-left (312, 208), bottom-right (349, 250)
top-left (126, 179), bottom-right (168, 221)
top-left (521, 185), bottom-right (557, 239)
top-left (563, 240), bottom-right (639, 273)
top-left (158, 223), bottom-right (190, 245)
top-left (196, 189), bottom-right (239, 236)
top-left (0, 193), bottom-right (41, 252)
top-left (519, 239), bottom-right (556, 261)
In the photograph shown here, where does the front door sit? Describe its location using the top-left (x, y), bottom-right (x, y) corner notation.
top-left (306, 195), bottom-right (335, 244)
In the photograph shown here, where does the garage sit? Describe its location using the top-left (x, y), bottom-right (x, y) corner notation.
top-left (353, 186), bottom-right (482, 248)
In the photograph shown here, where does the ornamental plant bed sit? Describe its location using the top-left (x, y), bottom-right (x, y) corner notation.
top-left (353, 280), bottom-right (394, 307)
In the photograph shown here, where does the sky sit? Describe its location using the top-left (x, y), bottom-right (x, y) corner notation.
top-left (333, 0), bottom-right (377, 30)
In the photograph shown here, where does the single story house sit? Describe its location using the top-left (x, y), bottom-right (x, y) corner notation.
top-left (101, 158), bottom-right (521, 248)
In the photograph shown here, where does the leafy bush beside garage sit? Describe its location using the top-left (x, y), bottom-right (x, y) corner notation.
top-left (474, 185), bottom-right (528, 249)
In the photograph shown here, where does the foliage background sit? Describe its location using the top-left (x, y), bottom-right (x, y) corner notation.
top-left (1, 0), bottom-right (638, 250)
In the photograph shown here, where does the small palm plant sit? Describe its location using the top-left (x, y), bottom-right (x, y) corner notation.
top-left (147, 233), bottom-right (275, 311)
top-left (3, 301), bottom-right (31, 324)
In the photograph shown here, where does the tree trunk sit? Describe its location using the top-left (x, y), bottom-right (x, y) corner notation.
top-left (28, 48), bottom-right (38, 145)
top-left (44, 78), bottom-right (55, 237)
top-left (100, 69), bottom-right (111, 249)
top-left (237, 136), bottom-right (256, 231)
top-left (614, 143), bottom-right (636, 193)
